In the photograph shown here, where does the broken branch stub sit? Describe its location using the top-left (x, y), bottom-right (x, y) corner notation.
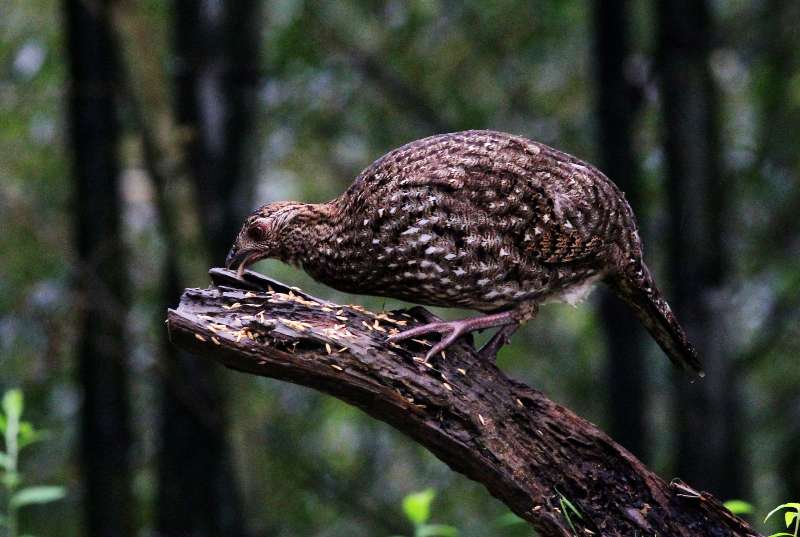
top-left (166, 268), bottom-right (760, 537)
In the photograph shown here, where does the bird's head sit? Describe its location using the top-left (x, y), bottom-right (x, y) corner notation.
top-left (225, 201), bottom-right (328, 277)
top-left (225, 201), bottom-right (312, 277)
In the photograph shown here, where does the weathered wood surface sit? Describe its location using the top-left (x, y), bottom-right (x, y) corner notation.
top-left (166, 268), bottom-right (760, 537)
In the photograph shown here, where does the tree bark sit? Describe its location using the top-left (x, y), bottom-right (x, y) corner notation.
top-left (65, 1), bottom-right (133, 535)
top-left (754, 0), bottom-right (800, 500)
top-left (165, 269), bottom-right (761, 537)
top-left (657, 0), bottom-right (745, 499)
top-left (592, 0), bottom-right (649, 459)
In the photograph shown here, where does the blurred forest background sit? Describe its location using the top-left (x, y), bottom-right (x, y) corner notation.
top-left (1, 0), bottom-right (799, 536)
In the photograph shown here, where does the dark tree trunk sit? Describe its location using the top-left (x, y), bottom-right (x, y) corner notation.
top-left (758, 0), bottom-right (800, 172)
top-left (756, 0), bottom-right (800, 499)
top-left (65, 1), bottom-right (133, 535)
top-left (156, 1), bottom-right (261, 535)
top-left (657, 0), bottom-right (744, 498)
top-left (157, 269), bottom-right (246, 537)
top-left (752, 0), bottom-right (800, 259)
top-left (173, 0), bottom-right (262, 258)
top-left (592, 0), bottom-right (648, 459)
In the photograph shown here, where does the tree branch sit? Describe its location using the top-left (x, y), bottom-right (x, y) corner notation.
top-left (166, 269), bottom-right (761, 537)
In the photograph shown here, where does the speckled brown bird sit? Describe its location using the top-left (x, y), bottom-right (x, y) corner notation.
top-left (226, 130), bottom-right (703, 375)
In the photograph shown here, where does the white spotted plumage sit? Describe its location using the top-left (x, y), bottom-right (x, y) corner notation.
top-left (228, 130), bottom-right (703, 373)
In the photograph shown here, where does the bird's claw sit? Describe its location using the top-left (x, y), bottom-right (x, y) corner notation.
top-left (387, 319), bottom-right (473, 361)
top-left (387, 310), bottom-right (519, 361)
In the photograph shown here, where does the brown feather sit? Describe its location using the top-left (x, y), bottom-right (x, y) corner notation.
top-left (229, 130), bottom-right (702, 373)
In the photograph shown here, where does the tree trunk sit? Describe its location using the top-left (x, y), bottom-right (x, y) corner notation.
top-left (65, 1), bottom-right (133, 535)
top-left (157, 268), bottom-right (246, 537)
top-left (156, 1), bottom-right (261, 535)
top-left (755, 0), bottom-right (800, 500)
top-left (165, 269), bottom-right (761, 537)
top-left (757, 0), bottom-right (800, 173)
top-left (592, 0), bottom-right (648, 459)
top-left (657, 0), bottom-right (744, 498)
top-left (172, 0), bottom-right (261, 258)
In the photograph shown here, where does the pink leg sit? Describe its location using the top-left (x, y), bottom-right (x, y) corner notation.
top-left (387, 310), bottom-right (517, 361)
top-left (478, 323), bottom-right (519, 360)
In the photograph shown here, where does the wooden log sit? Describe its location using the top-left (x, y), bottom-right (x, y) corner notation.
top-left (166, 268), bottom-right (761, 537)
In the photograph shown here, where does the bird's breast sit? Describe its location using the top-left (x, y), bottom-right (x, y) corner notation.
top-left (303, 208), bottom-right (603, 311)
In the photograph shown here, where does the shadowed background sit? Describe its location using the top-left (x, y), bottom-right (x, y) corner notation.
top-left (1, 0), bottom-right (798, 536)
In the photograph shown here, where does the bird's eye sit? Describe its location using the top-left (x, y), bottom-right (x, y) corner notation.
top-left (247, 224), bottom-right (268, 242)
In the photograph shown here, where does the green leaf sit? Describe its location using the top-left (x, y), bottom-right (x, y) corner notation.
top-left (723, 499), bottom-right (754, 515)
top-left (556, 488), bottom-right (583, 535)
top-left (403, 488), bottom-right (436, 525)
top-left (2, 390), bottom-right (23, 422)
top-left (416, 523), bottom-right (459, 537)
top-left (765, 503), bottom-right (800, 524)
top-left (765, 533), bottom-right (793, 537)
top-left (0, 451), bottom-right (11, 470)
top-left (17, 422), bottom-right (45, 450)
top-left (10, 486), bottom-right (66, 509)
top-left (494, 512), bottom-right (526, 527)
top-left (557, 490), bottom-right (583, 520)
top-left (785, 511), bottom-right (797, 528)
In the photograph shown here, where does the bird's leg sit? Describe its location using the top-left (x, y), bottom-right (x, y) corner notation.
top-left (477, 302), bottom-right (538, 360)
top-left (389, 303), bottom-right (539, 361)
top-left (478, 324), bottom-right (519, 361)
top-left (388, 310), bottom-right (517, 361)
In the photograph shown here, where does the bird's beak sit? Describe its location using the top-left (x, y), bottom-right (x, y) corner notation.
top-left (225, 247), bottom-right (261, 278)
top-left (225, 247), bottom-right (244, 269)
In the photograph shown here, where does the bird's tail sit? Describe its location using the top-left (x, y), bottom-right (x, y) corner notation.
top-left (608, 263), bottom-right (704, 377)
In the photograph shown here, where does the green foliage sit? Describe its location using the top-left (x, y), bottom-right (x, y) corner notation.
top-left (556, 488), bottom-right (583, 536)
top-left (724, 499), bottom-right (755, 515)
top-left (0, 389), bottom-right (65, 537)
top-left (392, 489), bottom-right (459, 537)
top-left (764, 503), bottom-right (800, 537)
top-left (402, 488), bottom-right (435, 526)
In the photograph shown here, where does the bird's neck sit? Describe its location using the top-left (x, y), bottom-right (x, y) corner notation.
top-left (278, 202), bottom-right (337, 267)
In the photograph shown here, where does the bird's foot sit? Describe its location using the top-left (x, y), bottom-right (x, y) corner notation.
top-left (387, 310), bottom-right (517, 361)
top-left (388, 319), bottom-right (475, 360)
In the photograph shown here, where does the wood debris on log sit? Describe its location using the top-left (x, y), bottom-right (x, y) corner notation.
top-left (166, 268), bottom-right (761, 537)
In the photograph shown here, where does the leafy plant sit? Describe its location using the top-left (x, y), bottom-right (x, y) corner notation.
top-left (390, 488), bottom-right (459, 537)
top-left (555, 488), bottom-right (583, 536)
top-left (764, 502), bottom-right (800, 537)
top-left (724, 499), bottom-right (755, 516)
top-left (0, 389), bottom-right (65, 537)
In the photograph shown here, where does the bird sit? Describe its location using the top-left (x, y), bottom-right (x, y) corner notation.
top-left (226, 130), bottom-right (703, 376)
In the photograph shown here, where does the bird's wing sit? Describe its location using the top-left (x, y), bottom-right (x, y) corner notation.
top-left (341, 130), bottom-right (621, 266)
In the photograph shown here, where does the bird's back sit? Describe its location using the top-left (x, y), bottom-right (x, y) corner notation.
top-left (313, 130), bottom-right (640, 310)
